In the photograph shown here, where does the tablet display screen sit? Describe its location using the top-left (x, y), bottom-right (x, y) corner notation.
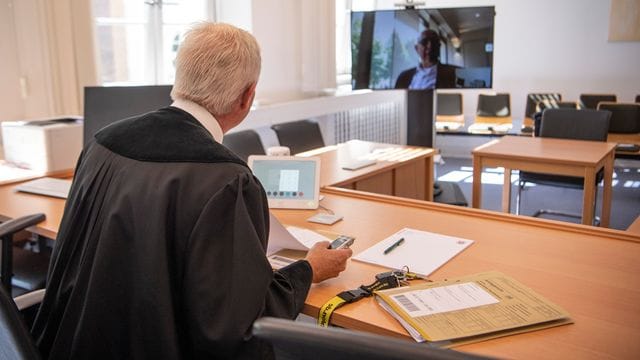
top-left (249, 157), bottom-right (320, 209)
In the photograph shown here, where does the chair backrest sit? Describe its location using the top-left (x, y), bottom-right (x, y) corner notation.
top-left (636, 95), bottom-right (640, 103)
top-left (525, 93), bottom-right (562, 118)
top-left (0, 286), bottom-right (41, 360)
top-left (579, 94), bottom-right (616, 110)
top-left (539, 109), bottom-right (611, 141)
top-left (597, 102), bottom-right (640, 133)
top-left (222, 129), bottom-right (265, 162)
top-left (476, 93), bottom-right (510, 117)
top-left (271, 120), bottom-right (325, 154)
top-left (556, 101), bottom-right (578, 109)
top-left (252, 317), bottom-right (490, 360)
top-left (437, 93), bottom-right (463, 116)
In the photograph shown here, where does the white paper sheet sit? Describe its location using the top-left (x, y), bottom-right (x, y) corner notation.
top-left (285, 227), bottom-right (331, 248)
top-left (266, 213), bottom-right (331, 255)
top-left (353, 228), bottom-right (473, 277)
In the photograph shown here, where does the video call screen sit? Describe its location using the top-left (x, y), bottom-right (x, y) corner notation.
top-left (251, 160), bottom-right (317, 200)
top-left (351, 7), bottom-right (495, 90)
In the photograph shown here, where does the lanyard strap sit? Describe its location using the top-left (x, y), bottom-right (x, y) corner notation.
top-left (317, 270), bottom-right (419, 327)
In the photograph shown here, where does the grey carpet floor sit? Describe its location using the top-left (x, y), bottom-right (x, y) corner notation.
top-left (436, 157), bottom-right (640, 231)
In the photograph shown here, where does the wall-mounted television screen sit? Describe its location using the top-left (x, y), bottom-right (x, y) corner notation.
top-left (351, 7), bottom-right (495, 90)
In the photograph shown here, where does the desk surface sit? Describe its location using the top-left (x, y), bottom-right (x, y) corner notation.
top-left (274, 187), bottom-right (640, 359)
top-left (297, 140), bottom-right (435, 201)
top-left (296, 140), bottom-right (435, 188)
top-left (471, 136), bottom-right (616, 227)
top-left (2, 170), bottom-right (640, 358)
top-left (473, 136), bottom-right (617, 166)
top-left (0, 182), bottom-right (65, 239)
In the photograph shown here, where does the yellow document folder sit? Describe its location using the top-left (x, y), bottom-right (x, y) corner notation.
top-left (375, 271), bottom-right (572, 346)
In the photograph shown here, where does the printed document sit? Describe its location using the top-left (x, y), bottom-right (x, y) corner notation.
top-left (389, 282), bottom-right (498, 317)
top-left (376, 271), bottom-right (572, 343)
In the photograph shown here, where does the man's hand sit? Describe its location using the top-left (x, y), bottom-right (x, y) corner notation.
top-left (304, 241), bottom-right (353, 283)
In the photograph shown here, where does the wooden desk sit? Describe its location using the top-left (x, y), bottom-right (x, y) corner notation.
top-left (1, 181), bottom-right (640, 358)
top-left (628, 215), bottom-right (640, 235)
top-left (297, 140), bottom-right (435, 201)
top-left (608, 132), bottom-right (640, 158)
top-left (0, 182), bottom-right (66, 239)
top-left (273, 187), bottom-right (640, 359)
top-left (472, 136), bottom-right (616, 227)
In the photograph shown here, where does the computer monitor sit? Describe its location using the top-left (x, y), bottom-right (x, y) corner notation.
top-left (83, 85), bottom-right (173, 146)
top-left (351, 7), bottom-right (495, 90)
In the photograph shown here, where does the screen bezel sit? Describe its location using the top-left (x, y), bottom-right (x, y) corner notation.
top-left (350, 6), bottom-right (495, 90)
top-left (248, 155), bottom-right (321, 210)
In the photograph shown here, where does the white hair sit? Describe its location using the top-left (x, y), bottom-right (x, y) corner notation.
top-left (171, 22), bottom-right (261, 115)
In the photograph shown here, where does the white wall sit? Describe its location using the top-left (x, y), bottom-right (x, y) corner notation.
top-left (0, 0), bottom-right (97, 123)
top-left (2, 0), bottom-right (639, 124)
top-left (251, 0), bottom-right (303, 104)
top-left (251, 0), bottom-right (336, 105)
top-left (254, 0), bottom-right (640, 124)
top-left (0, 0), bottom-right (24, 121)
top-left (489, 0), bottom-right (640, 123)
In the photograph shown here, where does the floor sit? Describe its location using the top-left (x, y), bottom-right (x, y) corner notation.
top-left (435, 157), bottom-right (640, 231)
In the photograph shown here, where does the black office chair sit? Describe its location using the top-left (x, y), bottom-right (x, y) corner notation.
top-left (252, 317), bottom-right (491, 360)
top-left (0, 281), bottom-right (41, 360)
top-left (1, 214), bottom-right (49, 297)
top-left (579, 94), bottom-right (616, 110)
top-left (523, 93), bottom-right (562, 132)
top-left (222, 129), bottom-right (266, 162)
top-left (636, 95), bottom-right (640, 103)
top-left (469, 93), bottom-right (512, 133)
top-left (435, 93), bottom-right (464, 131)
top-left (271, 120), bottom-right (325, 154)
top-left (597, 102), bottom-right (640, 133)
top-left (433, 182), bottom-right (468, 207)
top-left (516, 109), bottom-right (611, 224)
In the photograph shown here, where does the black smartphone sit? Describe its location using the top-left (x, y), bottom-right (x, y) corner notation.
top-left (329, 235), bottom-right (355, 249)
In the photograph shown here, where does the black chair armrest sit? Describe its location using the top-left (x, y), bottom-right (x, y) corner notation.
top-left (0, 214), bottom-right (46, 238)
top-left (1, 214), bottom-right (46, 292)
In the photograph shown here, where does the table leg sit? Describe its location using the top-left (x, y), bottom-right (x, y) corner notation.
top-left (425, 155), bottom-right (434, 202)
top-left (502, 167), bottom-right (512, 213)
top-left (582, 167), bottom-right (596, 226)
top-left (472, 155), bottom-right (482, 208)
top-left (600, 151), bottom-right (614, 228)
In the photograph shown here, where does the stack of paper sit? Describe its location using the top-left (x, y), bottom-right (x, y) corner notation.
top-left (266, 213), bottom-right (334, 269)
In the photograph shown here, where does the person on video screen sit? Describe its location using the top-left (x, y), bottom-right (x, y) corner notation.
top-left (395, 29), bottom-right (456, 90)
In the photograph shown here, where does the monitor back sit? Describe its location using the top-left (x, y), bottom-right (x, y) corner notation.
top-left (83, 85), bottom-right (173, 146)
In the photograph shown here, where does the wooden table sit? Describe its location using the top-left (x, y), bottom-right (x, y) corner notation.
top-left (297, 140), bottom-right (435, 201)
top-left (628, 215), bottom-right (640, 235)
top-left (608, 132), bottom-right (640, 158)
top-left (1, 181), bottom-right (640, 359)
top-left (273, 187), bottom-right (640, 360)
top-left (0, 182), bottom-right (66, 239)
top-left (471, 136), bottom-right (616, 227)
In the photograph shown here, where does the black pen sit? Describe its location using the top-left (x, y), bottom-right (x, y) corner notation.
top-left (383, 238), bottom-right (405, 255)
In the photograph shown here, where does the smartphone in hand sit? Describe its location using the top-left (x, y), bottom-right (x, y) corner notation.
top-left (328, 235), bottom-right (355, 249)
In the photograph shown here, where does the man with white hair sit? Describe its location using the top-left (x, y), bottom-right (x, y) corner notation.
top-left (32, 23), bottom-right (351, 359)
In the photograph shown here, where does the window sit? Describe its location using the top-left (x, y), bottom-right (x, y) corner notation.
top-left (92, 0), bottom-right (214, 86)
top-left (335, 0), bottom-right (352, 88)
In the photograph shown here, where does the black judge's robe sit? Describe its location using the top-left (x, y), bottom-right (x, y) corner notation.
top-left (31, 107), bottom-right (312, 359)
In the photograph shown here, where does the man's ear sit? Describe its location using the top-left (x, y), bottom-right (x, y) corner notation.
top-left (240, 82), bottom-right (257, 110)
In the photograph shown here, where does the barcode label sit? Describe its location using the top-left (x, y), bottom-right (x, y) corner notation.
top-left (393, 294), bottom-right (420, 313)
